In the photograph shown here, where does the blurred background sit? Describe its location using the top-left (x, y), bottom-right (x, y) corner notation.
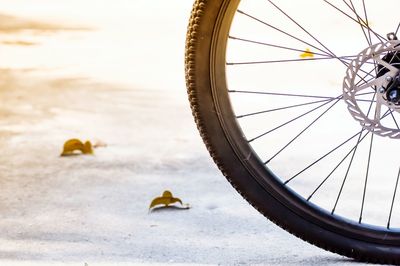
top-left (0, 0), bottom-right (191, 88)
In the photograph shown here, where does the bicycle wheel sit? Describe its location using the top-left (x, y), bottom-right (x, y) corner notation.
top-left (185, 0), bottom-right (400, 263)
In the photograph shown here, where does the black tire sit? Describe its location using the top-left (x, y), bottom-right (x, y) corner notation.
top-left (185, 0), bottom-right (400, 263)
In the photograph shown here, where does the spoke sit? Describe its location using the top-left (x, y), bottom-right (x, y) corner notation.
top-left (228, 36), bottom-right (376, 67)
top-left (395, 22), bottom-right (400, 36)
top-left (235, 8), bottom-right (375, 83)
top-left (347, 0), bottom-right (371, 46)
top-left (228, 57), bottom-right (375, 70)
top-left (387, 51), bottom-right (400, 76)
top-left (348, 68), bottom-right (380, 88)
top-left (332, 95), bottom-right (380, 215)
top-left (237, 98), bottom-right (333, 118)
top-left (334, 56), bottom-right (374, 83)
top-left (343, 0), bottom-right (386, 43)
top-left (390, 112), bottom-right (400, 130)
top-left (229, 90), bottom-right (373, 98)
top-left (375, 57), bottom-right (399, 72)
top-left (387, 167), bottom-right (400, 229)
top-left (228, 90), bottom-right (339, 99)
top-left (359, 67), bottom-right (381, 83)
top-left (345, 0), bottom-right (377, 45)
top-left (285, 93), bottom-right (378, 185)
top-left (307, 130), bottom-right (369, 201)
top-left (267, 0), bottom-right (339, 60)
top-left (231, 67), bottom-right (375, 116)
top-left (356, 75), bottom-right (375, 88)
top-left (307, 93), bottom-right (377, 201)
top-left (284, 129), bottom-right (365, 185)
top-left (236, 9), bottom-right (334, 58)
top-left (228, 36), bottom-right (359, 61)
top-left (238, 97), bottom-right (376, 119)
top-left (238, 96), bottom-right (377, 119)
top-left (267, 0), bottom-right (382, 86)
top-left (361, 0), bottom-right (373, 45)
top-left (248, 96), bottom-right (340, 143)
top-left (265, 98), bottom-right (341, 164)
top-left (323, 0), bottom-right (386, 43)
top-left (285, 129), bottom-right (363, 185)
top-left (228, 60), bottom-right (375, 79)
top-left (354, 64), bottom-right (379, 78)
top-left (332, 109), bottom-right (391, 215)
top-left (353, 0), bottom-right (379, 76)
top-left (227, 57), bottom-right (342, 65)
top-left (331, 130), bottom-right (365, 214)
top-left (355, 75), bottom-right (387, 92)
top-left (358, 132), bottom-right (374, 223)
top-left (266, 0), bottom-right (366, 82)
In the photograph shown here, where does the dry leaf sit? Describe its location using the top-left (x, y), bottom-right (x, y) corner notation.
top-left (300, 48), bottom-right (314, 59)
top-left (149, 190), bottom-right (189, 210)
top-left (61, 139), bottom-right (94, 156)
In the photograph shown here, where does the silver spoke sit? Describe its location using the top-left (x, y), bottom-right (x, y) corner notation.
top-left (344, 0), bottom-right (381, 43)
top-left (227, 57), bottom-right (347, 65)
top-left (331, 110), bottom-right (391, 214)
top-left (267, 0), bottom-right (339, 60)
top-left (248, 96), bottom-right (340, 143)
top-left (358, 132), bottom-right (374, 223)
top-left (361, 0), bottom-right (373, 45)
top-left (387, 167), bottom-right (400, 229)
top-left (323, 0), bottom-right (386, 43)
top-left (236, 9), bottom-right (335, 58)
top-left (265, 98), bottom-right (341, 164)
top-left (228, 36), bottom-right (360, 62)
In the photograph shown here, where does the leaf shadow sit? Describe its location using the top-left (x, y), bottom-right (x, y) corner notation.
top-left (149, 205), bottom-right (190, 213)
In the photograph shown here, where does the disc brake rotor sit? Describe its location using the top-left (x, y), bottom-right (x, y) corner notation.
top-left (343, 40), bottom-right (400, 138)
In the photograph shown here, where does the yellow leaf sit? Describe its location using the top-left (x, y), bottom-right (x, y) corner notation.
top-left (149, 190), bottom-right (188, 210)
top-left (300, 48), bottom-right (314, 59)
top-left (61, 139), bottom-right (94, 156)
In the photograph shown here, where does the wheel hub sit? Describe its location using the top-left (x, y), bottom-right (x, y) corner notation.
top-left (377, 50), bottom-right (400, 104)
top-left (385, 75), bottom-right (400, 104)
top-left (343, 40), bottom-right (400, 138)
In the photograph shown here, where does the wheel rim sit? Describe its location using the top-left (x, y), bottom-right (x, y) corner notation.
top-left (211, 0), bottom-right (400, 242)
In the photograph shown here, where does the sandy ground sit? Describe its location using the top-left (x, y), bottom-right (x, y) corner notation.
top-left (0, 1), bottom-right (384, 265)
top-left (0, 70), bottom-right (352, 266)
